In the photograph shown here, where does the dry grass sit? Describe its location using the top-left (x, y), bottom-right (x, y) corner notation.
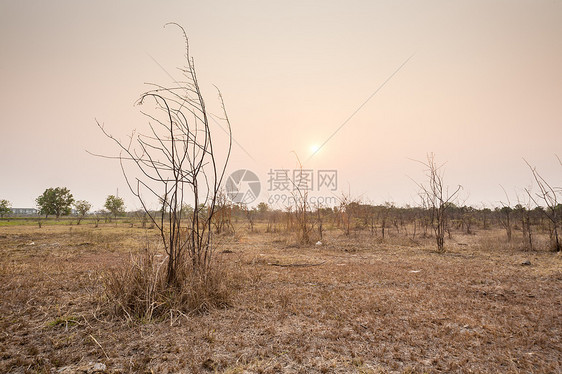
top-left (102, 244), bottom-right (235, 321)
top-left (0, 223), bottom-right (561, 373)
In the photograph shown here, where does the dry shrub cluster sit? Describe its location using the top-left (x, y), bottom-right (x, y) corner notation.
top-left (102, 245), bottom-right (233, 321)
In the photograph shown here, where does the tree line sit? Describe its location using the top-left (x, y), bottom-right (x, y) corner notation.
top-left (0, 188), bottom-right (125, 223)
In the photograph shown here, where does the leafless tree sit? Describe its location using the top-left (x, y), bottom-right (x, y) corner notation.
top-left (213, 189), bottom-right (234, 235)
top-left (413, 153), bottom-right (462, 252)
top-left (337, 192), bottom-right (362, 237)
top-left (242, 203), bottom-right (256, 232)
top-left (515, 192), bottom-right (534, 251)
top-left (97, 23), bottom-right (232, 285)
top-left (498, 185), bottom-right (513, 242)
top-left (524, 159), bottom-right (560, 252)
top-left (312, 202), bottom-right (324, 240)
top-left (290, 155), bottom-right (313, 245)
top-left (380, 203), bottom-right (391, 239)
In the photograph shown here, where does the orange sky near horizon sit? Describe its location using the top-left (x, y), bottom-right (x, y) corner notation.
top-left (1, 0), bottom-right (561, 211)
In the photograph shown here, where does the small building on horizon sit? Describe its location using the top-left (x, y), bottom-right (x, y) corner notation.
top-left (11, 208), bottom-right (39, 215)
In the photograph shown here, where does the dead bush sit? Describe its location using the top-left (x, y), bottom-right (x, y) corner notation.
top-left (102, 245), bottom-right (233, 321)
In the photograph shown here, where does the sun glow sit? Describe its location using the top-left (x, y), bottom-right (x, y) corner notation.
top-left (310, 144), bottom-right (321, 154)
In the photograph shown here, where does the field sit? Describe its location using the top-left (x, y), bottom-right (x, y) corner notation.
top-left (1, 221), bottom-right (561, 373)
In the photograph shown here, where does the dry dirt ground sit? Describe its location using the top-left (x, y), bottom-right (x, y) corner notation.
top-left (1, 223), bottom-right (561, 373)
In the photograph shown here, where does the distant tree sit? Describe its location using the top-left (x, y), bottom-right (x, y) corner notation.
top-left (338, 194), bottom-right (362, 237)
top-left (73, 200), bottom-right (92, 225)
top-left (213, 190), bottom-right (234, 235)
top-left (514, 199), bottom-right (534, 251)
top-left (480, 207), bottom-right (492, 230)
top-left (242, 203), bottom-right (256, 232)
top-left (181, 203), bottom-right (194, 217)
top-left (497, 206), bottom-right (513, 242)
top-left (104, 195), bottom-right (125, 219)
top-left (0, 199), bottom-right (12, 218)
top-left (313, 203), bottom-right (325, 240)
top-left (36, 187), bottom-right (74, 219)
top-left (413, 153), bottom-right (462, 253)
top-left (498, 186), bottom-right (513, 242)
top-left (524, 159), bottom-right (560, 252)
top-left (257, 202), bottom-right (269, 214)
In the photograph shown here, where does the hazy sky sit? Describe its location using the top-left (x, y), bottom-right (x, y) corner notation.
top-left (1, 1), bottom-right (561, 211)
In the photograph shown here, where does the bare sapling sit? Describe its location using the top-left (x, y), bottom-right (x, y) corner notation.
top-left (290, 155), bottom-right (314, 245)
top-left (515, 192), bottom-right (534, 251)
top-left (213, 189), bottom-right (235, 235)
top-left (312, 202), bottom-right (324, 241)
top-left (498, 185), bottom-right (513, 242)
top-left (524, 159), bottom-right (560, 252)
top-left (337, 192), bottom-right (361, 237)
top-left (412, 153), bottom-right (462, 253)
top-left (242, 203), bottom-right (256, 232)
top-left (97, 23), bottom-right (233, 317)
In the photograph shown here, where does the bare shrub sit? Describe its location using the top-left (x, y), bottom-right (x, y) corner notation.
top-left (337, 193), bottom-right (362, 237)
top-left (96, 23), bottom-right (233, 319)
top-left (524, 158), bottom-right (561, 252)
top-left (413, 153), bottom-right (462, 252)
top-left (103, 246), bottom-right (233, 321)
top-left (213, 190), bottom-right (235, 235)
top-left (286, 156), bottom-right (316, 245)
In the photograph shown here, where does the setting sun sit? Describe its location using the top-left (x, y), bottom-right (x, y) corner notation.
top-left (309, 144), bottom-right (321, 154)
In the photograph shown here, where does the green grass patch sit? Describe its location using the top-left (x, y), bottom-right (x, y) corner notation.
top-left (0, 217), bottom-right (135, 227)
top-left (47, 316), bottom-right (80, 328)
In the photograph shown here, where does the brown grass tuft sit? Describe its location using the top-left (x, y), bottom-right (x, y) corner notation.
top-left (102, 245), bottom-right (234, 321)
